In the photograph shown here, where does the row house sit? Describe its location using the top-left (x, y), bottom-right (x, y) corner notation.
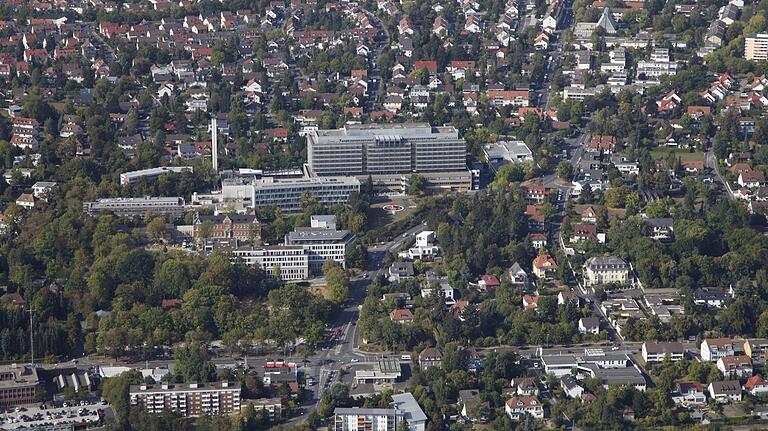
top-left (487, 90), bottom-right (529, 107)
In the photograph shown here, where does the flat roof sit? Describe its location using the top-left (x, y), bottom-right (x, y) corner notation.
top-left (334, 407), bottom-right (402, 415)
top-left (286, 228), bottom-right (354, 242)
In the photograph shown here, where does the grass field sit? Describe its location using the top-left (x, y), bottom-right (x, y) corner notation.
top-left (649, 148), bottom-right (706, 161)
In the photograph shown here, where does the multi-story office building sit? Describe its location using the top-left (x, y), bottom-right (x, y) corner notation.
top-left (285, 224), bottom-right (355, 272)
top-left (129, 381), bottom-right (241, 417)
top-left (251, 175), bottom-right (361, 211)
top-left (745, 33), bottom-right (768, 61)
top-left (0, 365), bottom-right (40, 408)
top-left (193, 213), bottom-right (261, 242)
top-left (307, 123), bottom-right (470, 191)
top-left (83, 197), bottom-right (186, 218)
top-left (120, 166), bottom-right (193, 186)
top-left (333, 407), bottom-right (404, 431)
top-left (192, 167), bottom-right (360, 213)
top-left (228, 245), bottom-right (309, 280)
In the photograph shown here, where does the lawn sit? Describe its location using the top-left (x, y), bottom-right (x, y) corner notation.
top-left (649, 148), bottom-right (706, 161)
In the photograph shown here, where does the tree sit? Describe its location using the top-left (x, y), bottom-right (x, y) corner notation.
top-left (556, 160), bottom-right (574, 180)
top-left (323, 261), bottom-right (349, 304)
top-left (407, 174), bottom-right (427, 195)
top-left (147, 217), bottom-right (166, 241)
top-left (174, 342), bottom-right (216, 383)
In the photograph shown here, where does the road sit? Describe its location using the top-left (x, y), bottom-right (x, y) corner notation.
top-left (286, 222), bottom-right (427, 422)
top-left (537, 0), bottom-right (573, 112)
top-left (706, 145), bottom-right (735, 201)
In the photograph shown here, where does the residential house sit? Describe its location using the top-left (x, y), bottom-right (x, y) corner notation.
top-left (642, 342), bottom-right (685, 363)
top-left (458, 389), bottom-right (488, 422)
top-left (692, 288), bottom-right (728, 308)
top-left (522, 295), bottom-right (539, 311)
top-left (738, 170), bottom-right (765, 188)
top-left (708, 380), bottom-right (742, 403)
top-left (671, 382), bottom-right (706, 406)
top-left (644, 218), bottom-right (674, 241)
top-left (744, 375), bottom-right (768, 396)
top-left (579, 317), bottom-right (600, 335)
top-left (474, 274), bottom-right (500, 293)
top-left (558, 291), bottom-right (579, 306)
top-left (716, 355), bottom-right (753, 379)
top-left (419, 347), bottom-right (443, 370)
top-left (511, 378), bottom-right (540, 396)
top-left (508, 262), bottom-right (529, 288)
top-left (389, 309), bottom-right (414, 324)
top-left (504, 396), bottom-right (544, 420)
top-left (388, 262), bottom-right (415, 283)
top-left (561, 375), bottom-right (584, 398)
top-left (701, 338), bottom-right (737, 362)
top-left (532, 254), bottom-right (557, 278)
top-left (581, 206), bottom-right (598, 223)
top-left (583, 256), bottom-right (629, 287)
top-left (16, 193), bottom-right (35, 209)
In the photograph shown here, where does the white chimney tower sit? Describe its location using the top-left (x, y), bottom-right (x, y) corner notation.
top-left (211, 117), bottom-right (218, 172)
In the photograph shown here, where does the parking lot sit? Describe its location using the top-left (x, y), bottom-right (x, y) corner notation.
top-left (0, 401), bottom-right (105, 430)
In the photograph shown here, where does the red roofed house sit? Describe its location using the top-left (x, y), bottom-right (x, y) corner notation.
top-left (570, 224), bottom-right (598, 243)
top-left (745, 375), bottom-right (768, 396)
top-left (389, 308), bottom-right (414, 323)
top-left (681, 160), bottom-right (705, 173)
top-left (525, 205), bottom-right (546, 231)
top-left (413, 60), bottom-right (438, 75)
top-left (657, 90), bottom-right (681, 112)
top-left (522, 295), bottom-right (539, 310)
top-left (587, 135), bottom-right (616, 153)
top-left (532, 254), bottom-right (557, 278)
top-left (476, 274), bottom-right (500, 293)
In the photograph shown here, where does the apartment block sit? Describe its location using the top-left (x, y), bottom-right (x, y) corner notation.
top-left (745, 33), bottom-right (768, 61)
top-left (334, 407), bottom-right (404, 431)
top-left (745, 338), bottom-right (768, 362)
top-left (129, 381), bottom-right (241, 417)
top-left (701, 338), bottom-right (737, 362)
top-left (642, 342), bottom-right (685, 363)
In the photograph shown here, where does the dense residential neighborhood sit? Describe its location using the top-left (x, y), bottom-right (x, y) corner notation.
top-left (1, 0), bottom-right (768, 429)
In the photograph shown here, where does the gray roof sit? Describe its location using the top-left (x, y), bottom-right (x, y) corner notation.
top-left (580, 317), bottom-right (600, 328)
top-left (458, 389), bottom-right (480, 403)
top-left (391, 393), bottom-right (428, 423)
top-left (594, 367), bottom-right (646, 386)
top-left (561, 375), bottom-right (582, 390)
top-left (645, 217), bottom-right (673, 228)
top-left (584, 255), bottom-right (627, 268)
top-left (710, 380), bottom-right (741, 395)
